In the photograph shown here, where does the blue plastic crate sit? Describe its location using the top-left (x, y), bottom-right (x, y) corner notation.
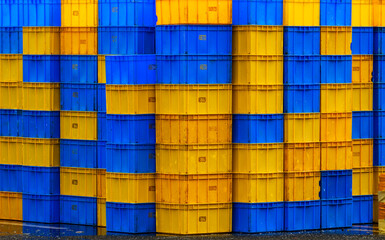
top-left (320, 55), bottom-right (352, 83)
top-left (321, 198), bottom-right (353, 229)
top-left (374, 111), bottom-right (385, 139)
top-left (0, 164), bottom-right (22, 192)
top-left (60, 55), bottom-right (98, 84)
top-left (98, 0), bottom-right (155, 27)
top-left (0, 109), bottom-right (22, 137)
top-left (352, 27), bottom-right (373, 55)
top-left (60, 139), bottom-right (98, 168)
top-left (106, 202), bottom-right (156, 233)
top-left (284, 27), bottom-right (320, 55)
top-left (155, 25), bottom-right (232, 55)
top-left (284, 84), bottom-right (321, 113)
top-left (320, 170), bottom-right (352, 199)
top-left (60, 195), bottom-right (97, 226)
top-left (98, 112), bottom-right (107, 141)
top-left (320, 0), bottom-right (351, 26)
top-left (283, 56), bottom-right (321, 84)
top-left (156, 55), bottom-right (232, 84)
top-left (232, 0), bottom-right (283, 25)
top-left (374, 27), bottom-right (385, 55)
top-left (23, 194), bottom-right (60, 223)
top-left (0, 27), bottom-right (22, 54)
top-left (21, 110), bottom-right (60, 138)
top-left (233, 202), bottom-right (284, 233)
top-left (23, 55), bottom-right (60, 83)
top-left (233, 114), bottom-right (284, 144)
top-left (374, 139), bottom-right (385, 166)
top-left (374, 55), bottom-right (385, 83)
top-left (22, 166), bottom-right (60, 195)
top-left (353, 195), bottom-right (373, 224)
top-left (374, 83), bottom-right (385, 111)
top-left (97, 84), bottom-right (106, 112)
top-left (284, 200), bottom-right (321, 231)
top-left (0, 0), bottom-right (24, 26)
top-left (98, 26), bottom-right (155, 55)
top-left (97, 140), bottom-right (106, 169)
top-left (107, 114), bottom-right (155, 145)
top-left (352, 111), bottom-right (373, 139)
top-left (106, 144), bottom-right (155, 173)
top-left (23, 0), bottom-right (61, 26)
top-left (105, 55), bottom-right (156, 85)
top-left (60, 83), bottom-right (98, 111)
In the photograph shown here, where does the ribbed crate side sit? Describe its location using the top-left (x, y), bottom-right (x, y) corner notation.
top-left (320, 170), bottom-right (353, 199)
top-left (233, 0), bottom-right (283, 25)
top-left (23, 55), bottom-right (60, 83)
top-left (22, 194), bottom-right (60, 223)
top-left (320, 0), bottom-right (351, 26)
top-left (352, 111), bottom-right (373, 139)
top-left (0, 27), bottom-right (23, 54)
top-left (60, 195), bottom-right (97, 226)
top-left (284, 84), bottom-right (321, 113)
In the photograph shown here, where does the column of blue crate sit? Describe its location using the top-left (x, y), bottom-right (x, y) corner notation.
top-left (98, 0), bottom-right (157, 234)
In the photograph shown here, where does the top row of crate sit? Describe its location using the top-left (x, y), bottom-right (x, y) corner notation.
top-left (1, 0), bottom-right (384, 27)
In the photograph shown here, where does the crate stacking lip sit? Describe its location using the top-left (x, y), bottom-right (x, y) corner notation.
top-left (320, 170), bottom-right (352, 199)
top-left (352, 195), bottom-right (373, 224)
top-left (61, 0), bottom-right (98, 27)
top-left (232, 0), bottom-right (283, 25)
top-left (284, 84), bottom-right (320, 113)
top-left (284, 200), bottom-right (321, 231)
top-left (320, 55), bottom-right (352, 84)
top-left (283, 27), bottom-right (320, 55)
top-left (352, 139), bottom-right (373, 168)
top-left (352, 55), bottom-right (373, 84)
top-left (352, 111), bottom-right (373, 139)
top-left (0, 191), bottom-right (23, 221)
top-left (0, 27), bottom-right (23, 54)
top-left (156, 25), bottom-right (232, 55)
top-left (283, 0), bottom-right (320, 26)
top-left (23, 55), bottom-right (60, 83)
top-left (374, 27), bottom-right (385, 55)
top-left (284, 142), bottom-right (321, 172)
top-left (352, 27), bottom-right (373, 55)
top-left (353, 167), bottom-right (373, 196)
top-left (320, 0), bottom-right (351, 26)
top-left (284, 55), bottom-right (320, 85)
top-left (284, 113), bottom-right (320, 143)
top-left (285, 171), bottom-right (321, 202)
top-left (321, 198), bottom-right (353, 229)
top-left (60, 27), bottom-right (98, 55)
top-left (0, 54), bottom-right (23, 83)
top-left (60, 55), bottom-right (98, 84)
top-left (60, 195), bottom-right (97, 226)
top-left (320, 26), bottom-right (352, 55)
top-left (23, 27), bottom-right (60, 55)
top-left (374, 55), bottom-right (385, 83)
top-left (23, 194), bottom-right (60, 224)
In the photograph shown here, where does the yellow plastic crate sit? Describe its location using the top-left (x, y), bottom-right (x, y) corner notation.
top-left (156, 203), bottom-right (232, 235)
top-left (233, 84), bottom-right (283, 114)
top-left (232, 55), bottom-right (284, 85)
top-left (321, 141), bottom-right (353, 171)
top-left (60, 111), bottom-right (97, 140)
top-left (23, 138), bottom-right (60, 167)
top-left (373, 166), bottom-right (385, 195)
top-left (374, 0), bottom-right (385, 26)
top-left (352, 82), bottom-right (373, 111)
top-left (106, 84), bottom-right (155, 115)
top-left (321, 84), bottom-right (352, 113)
top-left (0, 55), bottom-right (22, 83)
top-left (232, 26), bottom-right (283, 55)
top-left (22, 83), bottom-right (60, 111)
top-left (97, 169), bottom-right (106, 198)
top-left (23, 27), bottom-right (60, 55)
top-left (156, 144), bottom-right (232, 175)
top-left (352, 0), bottom-right (373, 26)
top-left (284, 113), bottom-right (320, 143)
top-left (61, 0), bottom-right (98, 27)
top-left (156, 174), bottom-right (232, 204)
top-left (233, 143), bottom-right (284, 174)
top-left (0, 137), bottom-right (23, 165)
top-left (156, 114), bottom-right (232, 144)
top-left (106, 173), bottom-right (155, 203)
top-left (320, 27), bottom-right (352, 55)
top-left (284, 171), bottom-right (321, 201)
top-left (352, 55), bottom-right (373, 83)
top-left (353, 139), bottom-right (373, 168)
top-left (232, 173), bottom-right (284, 203)
top-left (0, 192), bottom-right (22, 221)
top-left (320, 112), bottom-right (352, 142)
top-left (98, 55), bottom-right (106, 84)
top-left (156, 84), bottom-right (232, 115)
top-left (156, 0), bottom-right (232, 25)
top-left (0, 82), bottom-right (22, 109)
top-left (97, 198), bottom-right (106, 227)
top-left (60, 27), bottom-right (98, 55)
top-left (60, 167), bottom-right (97, 197)
top-left (353, 167), bottom-right (373, 196)
top-left (284, 142), bottom-right (321, 172)
top-left (283, 0), bottom-right (320, 26)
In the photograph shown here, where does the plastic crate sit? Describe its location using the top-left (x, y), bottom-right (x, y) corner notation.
top-left (352, 0), bottom-right (373, 27)
top-left (352, 27), bottom-right (373, 54)
top-left (283, 27), bottom-right (320, 55)
top-left (374, 139), bottom-right (385, 166)
top-left (59, 55), bottom-right (98, 84)
top-left (284, 84), bottom-right (321, 113)
top-left (60, 167), bottom-right (97, 197)
top-left (321, 198), bottom-right (353, 229)
top-left (283, 55), bottom-right (320, 85)
top-left (105, 55), bottom-right (156, 85)
top-left (0, 82), bottom-right (22, 109)
top-left (23, 27), bottom-right (60, 55)
top-left (374, 55), bottom-right (385, 83)
top-left (284, 113), bottom-right (320, 143)
top-left (22, 166), bottom-right (60, 195)
top-left (23, 83), bottom-right (60, 111)
top-left (0, 0), bottom-right (24, 26)
top-left (353, 195), bottom-right (373, 224)
top-left (156, 25), bottom-right (232, 55)
top-left (97, 197), bottom-right (106, 227)
top-left (284, 171), bottom-right (321, 201)
top-left (320, 26), bottom-right (352, 55)
top-left (233, 173), bottom-right (284, 203)
top-left (0, 54), bottom-right (23, 82)
top-left (283, 0), bottom-right (320, 26)
top-left (320, 55), bottom-right (352, 84)
top-left (60, 195), bottom-right (97, 226)
top-left (352, 111), bottom-right (373, 139)
top-left (97, 84), bottom-right (106, 112)
top-left (156, 55), bottom-right (231, 84)
top-left (98, 112), bottom-right (106, 141)
top-left (321, 141), bottom-right (353, 171)
top-left (0, 27), bottom-right (22, 54)
top-left (0, 137), bottom-right (23, 165)
top-left (23, 55), bottom-right (60, 83)
top-left (374, 111), bottom-right (385, 139)
top-left (374, 83), bottom-right (385, 111)
top-left (60, 27), bottom-right (98, 55)
top-left (60, 111), bottom-right (97, 141)
top-left (0, 164), bottom-right (22, 192)
top-left (23, 194), bottom-right (59, 223)
top-left (22, 110), bottom-right (60, 139)
top-left (284, 200), bottom-right (321, 231)
top-left (24, 0), bottom-right (61, 26)
top-left (320, 112), bottom-right (352, 141)
top-left (106, 144), bottom-right (155, 173)
top-left (98, 26), bottom-right (154, 55)
top-left (353, 167), bottom-right (373, 196)
top-left (374, 1), bottom-right (385, 27)
top-left (352, 82), bottom-right (373, 111)
top-left (321, 84), bottom-right (352, 113)
top-left (233, 202), bottom-right (284, 233)
top-left (233, 0), bottom-right (283, 25)
top-left (60, 83), bottom-right (98, 111)
top-left (284, 142), bottom-right (321, 172)
top-left (320, 0), bottom-right (351, 26)
top-left (320, 170), bottom-right (353, 199)
top-left (61, 0), bottom-right (98, 27)
top-left (233, 114), bottom-right (284, 144)
top-left (0, 191), bottom-right (22, 221)
top-left (23, 138), bottom-right (60, 167)
top-left (97, 141), bottom-right (106, 169)
top-left (352, 55), bottom-right (373, 83)
top-left (0, 109), bottom-right (22, 137)
top-left (97, 169), bottom-right (106, 198)
top-left (352, 139), bottom-right (373, 168)
top-left (106, 202), bottom-right (155, 233)
top-left (98, 0), bottom-right (156, 27)
top-left (374, 27), bottom-right (385, 54)
top-left (60, 139), bottom-right (98, 168)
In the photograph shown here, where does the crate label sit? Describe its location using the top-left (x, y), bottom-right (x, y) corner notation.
top-left (79, 40), bottom-right (87, 44)
top-left (72, 123), bottom-right (78, 129)
top-left (200, 64), bottom-right (207, 70)
top-left (72, 149), bottom-right (78, 155)
top-left (148, 64), bottom-right (157, 70)
top-left (72, 205), bottom-right (77, 210)
top-left (353, 67), bottom-right (360, 71)
top-left (149, 186), bottom-right (155, 191)
top-left (73, 11), bottom-right (79, 16)
top-left (112, 36), bottom-right (117, 43)
top-left (209, 126), bottom-right (217, 131)
top-left (148, 97), bottom-right (156, 102)
top-left (73, 92), bottom-right (79, 98)
top-left (353, 151), bottom-right (360, 156)
top-left (198, 97), bottom-right (206, 103)
top-left (199, 35), bottom-right (207, 41)
top-left (112, 7), bottom-right (118, 12)
top-left (149, 153), bottom-right (155, 159)
top-left (72, 64), bottom-right (78, 70)
top-left (199, 216), bottom-right (207, 222)
top-left (72, 180), bottom-right (78, 185)
top-left (209, 186), bottom-right (217, 191)
top-left (149, 123), bottom-right (155, 129)
top-left (208, 7), bottom-right (217, 11)
top-left (199, 157), bottom-right (206, 162)
top-left (148, 212), bottom-right (155, 218)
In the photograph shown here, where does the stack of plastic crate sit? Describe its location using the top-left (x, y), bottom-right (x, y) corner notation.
top-left (100, 0), bottom-right (157, 234)
top-left (283, 0), bottom-right (321, 231)
top-left (232, 0), bottom-right (284, 233)
top-left (155, 0), bottom-right (232, 234)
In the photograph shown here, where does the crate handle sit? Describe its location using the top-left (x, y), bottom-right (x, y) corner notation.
top-left (148, 97), bottom-right (156, 102)
top-left (199, 35), bottom-right (207, 41)
top-left (72, 123), bottom-right (78, 129)
top-left (73, 11), bottom-right (79, 16)
top-left (199, 157), bottom-right (206, 162)
top-left (198, 97), bottom-right (206, 103)
top-left (148, 64), bottom-right (157, 70)
top-left (200, 64), bottom-right (207, 70)
top-left (72, 180), bottom-right (78, 185)
top-left (112, 7), bottom-right (118, 13)
top-left (73, 92), bottom-right (79, 98)
top-left (199, 216), bottom-right (206, 222)
top-left (209, 186), bottom-right (217, 191)
top-left (72, 205), bottom-right (77, 210)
